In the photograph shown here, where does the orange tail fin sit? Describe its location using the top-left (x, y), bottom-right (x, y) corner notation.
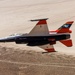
top-left (60, 39), bottom-right (73, 47)
top-left (56, 21), bottom-right (74, 33)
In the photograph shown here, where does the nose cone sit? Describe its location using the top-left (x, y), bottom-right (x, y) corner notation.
top-left (0, 35), bottom-right (16, 42)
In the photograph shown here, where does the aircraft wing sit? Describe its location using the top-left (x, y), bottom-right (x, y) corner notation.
top-left (29, 18), bottom-right (49, 35)
top-left (39, 44), bottom-right (56, 53)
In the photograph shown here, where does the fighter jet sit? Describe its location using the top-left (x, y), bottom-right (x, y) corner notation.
top-left (0, 18), bottom-right (74, 53)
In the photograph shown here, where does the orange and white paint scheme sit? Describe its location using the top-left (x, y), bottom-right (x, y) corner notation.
top-left (0, 18), bottom-right (74, 53)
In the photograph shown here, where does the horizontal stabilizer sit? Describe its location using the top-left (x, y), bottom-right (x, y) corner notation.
top-left (60, 39), bottom-right (73, 47)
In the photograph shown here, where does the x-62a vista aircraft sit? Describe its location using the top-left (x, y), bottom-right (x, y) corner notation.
top-left (0, 18), bottom-right (74, 53)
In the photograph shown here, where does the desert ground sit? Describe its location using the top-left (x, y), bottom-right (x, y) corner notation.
top-left (0, 0), bottom-right (75, 75)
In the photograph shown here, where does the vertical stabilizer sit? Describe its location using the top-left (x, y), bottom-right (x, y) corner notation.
top-left (56, 21), bottom-right (74, 33)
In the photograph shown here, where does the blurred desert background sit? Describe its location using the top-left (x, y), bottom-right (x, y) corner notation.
top-left (0, 0), bottom-right (75, 75)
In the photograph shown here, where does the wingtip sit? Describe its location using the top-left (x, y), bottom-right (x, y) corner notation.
top-left (30, 18), bottom-right (49, 22)
top-left (45, 48), bottom-right (56, 52)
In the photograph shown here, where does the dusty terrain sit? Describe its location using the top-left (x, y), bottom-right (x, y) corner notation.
top-left (0, 0), bottom-right (75, 75)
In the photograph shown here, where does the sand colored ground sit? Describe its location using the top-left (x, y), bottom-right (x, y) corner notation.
top-left (0, 0), bottom-right (75, 75)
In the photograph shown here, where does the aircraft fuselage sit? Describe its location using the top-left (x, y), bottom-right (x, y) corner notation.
top-left (0, 33), bottom-right (70, 46)
top-left (0, 18), bottom-right (73, 52)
